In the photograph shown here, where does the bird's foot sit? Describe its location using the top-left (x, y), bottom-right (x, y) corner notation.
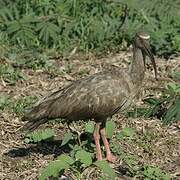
top-left (106, 154), bottom-right (117, 163)
top-left (97, 156), bottom-right (103, 161)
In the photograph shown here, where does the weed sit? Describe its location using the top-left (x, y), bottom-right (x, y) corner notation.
top-left (112, 127), bottom-right (170, 179)
top-left (24, 128), bottom-right (55, 144)
top-left (127, 71), bottom-right (180, 124)
top-left (24, 123), bottom-right (171, 179)
top-left (0, 0), bottom-right (179, 56)
top-left (142, 165), bottom-right (170, 180)
top-left (0, 95), bottom-right (37, 114)
top-left (0, 95), bottom-right (11, 111)
top-left (27, 121), bottom-right (117, 179)
top-left (0, 64), bottom-right (27, 85)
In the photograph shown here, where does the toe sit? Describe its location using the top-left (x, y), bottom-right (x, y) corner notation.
top-left (107, 155), bottom-right (117, 163)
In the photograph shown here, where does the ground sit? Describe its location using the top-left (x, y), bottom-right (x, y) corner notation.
top-left (0, 51), bottom-right (180, 179)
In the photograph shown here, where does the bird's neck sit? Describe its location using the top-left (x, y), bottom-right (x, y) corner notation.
top-left (128, 44), bottom-right (145, 89)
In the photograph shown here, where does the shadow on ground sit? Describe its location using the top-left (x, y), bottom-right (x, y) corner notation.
top-left (4, 131), bottom-right (93, 158)
top-left (3, 139), bottom-right (71, 158)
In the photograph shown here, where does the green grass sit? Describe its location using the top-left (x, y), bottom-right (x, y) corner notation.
top-left (0, 95), bottom-right (37, 114)
top-left (0, 63), bottom-right (27, 85)
top-left (127, 74), bottom-right (180, 125)
top-left (0, 0), bottom-right (180, 57)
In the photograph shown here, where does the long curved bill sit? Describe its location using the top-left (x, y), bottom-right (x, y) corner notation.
top-left (141, 40), bottom-right (158, 80)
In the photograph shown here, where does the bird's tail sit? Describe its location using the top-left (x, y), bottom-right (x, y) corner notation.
top-left (20, 118), bottom-right (48, 131)
top-left (20, 99), bottom-right (53, 131)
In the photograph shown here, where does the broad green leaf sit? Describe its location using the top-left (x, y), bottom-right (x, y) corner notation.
top-left (24, 128), bottom-right (54, 143)
top-left (75, 150), bottom-right (92, 166)
top-left (94, 160), bottom-right (116, 179)
top-left (121, 127), bottom-right (135, 138)
top-left (106, 121), bottom-right (116, 139)
top-left (85, 121), bottom-right (94, 133)
top-left (61, 132), bottom-right (73, 146)
top-left (57, 154), bottom-right (75, 165)
top-left (39, 160), bottom-right (69, 180)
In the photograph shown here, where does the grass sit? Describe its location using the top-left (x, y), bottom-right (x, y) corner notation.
top-left (0, 0), bottom-right (180, 57)
top-left (0, 63), bottom-right (27, 85)
top-left (0, 95), bottom-right (37, 114)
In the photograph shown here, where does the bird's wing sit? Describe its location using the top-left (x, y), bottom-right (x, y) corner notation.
top-left (21, 70), bottom-right (132, 130)
top-left (22, 82), bottom-right (75, 121)
top-left (47, 71), bottom-right (132, 120)
top-left (21, 82), bottom-right (78, 131)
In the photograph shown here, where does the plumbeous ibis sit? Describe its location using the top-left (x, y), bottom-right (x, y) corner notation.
top-left (21, 32), bottom-right (157, 162)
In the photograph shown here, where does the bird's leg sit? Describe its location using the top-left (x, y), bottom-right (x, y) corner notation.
top-left (93, 122), bottom-right (103, 161)
top-left (100, 124), bottom-right (117, 163)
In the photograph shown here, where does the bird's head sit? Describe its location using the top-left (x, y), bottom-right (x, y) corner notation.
top-left (134, 32), bottom-right (157, 80)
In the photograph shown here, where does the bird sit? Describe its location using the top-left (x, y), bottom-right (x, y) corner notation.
top-left (21, 32), bottom-right (157, 163)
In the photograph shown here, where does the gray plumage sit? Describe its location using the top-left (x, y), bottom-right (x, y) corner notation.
top-left (21, 32), bottom-right (157, 131)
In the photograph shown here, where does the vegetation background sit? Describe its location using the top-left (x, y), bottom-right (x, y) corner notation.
top-left (0, 0), bottom-right (179, 179)
top-left (0, 0), bottom-right (180, 56)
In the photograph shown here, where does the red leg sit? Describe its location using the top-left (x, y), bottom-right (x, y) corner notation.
top-left (100, 127), bottom-right (117, 163)
top-left (93, 122), bottom-right (103, 161)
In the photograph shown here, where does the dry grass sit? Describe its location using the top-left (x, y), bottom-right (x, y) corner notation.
top-left (0, 52), bottom-right (180, 179)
